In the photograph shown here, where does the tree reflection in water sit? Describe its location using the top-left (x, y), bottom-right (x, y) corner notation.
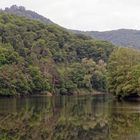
top-left (0, 95), bottom-right (139, 140)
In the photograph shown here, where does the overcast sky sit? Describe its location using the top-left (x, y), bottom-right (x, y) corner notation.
top-left (0, 0), bottom-right (140, 31)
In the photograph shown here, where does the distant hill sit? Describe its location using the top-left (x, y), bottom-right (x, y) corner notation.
top-left (0, 5), bottom-right (53, 24)
top-left (73, 29), bottom-right (140, 49)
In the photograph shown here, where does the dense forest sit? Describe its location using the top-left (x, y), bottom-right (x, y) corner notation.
top-left (0, 12), bottom-right (114, 96)
top-left (0, 11), bottom-right (140, 98)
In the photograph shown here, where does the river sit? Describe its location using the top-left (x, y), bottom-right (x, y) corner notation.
top-left (0, 94), bottom-right (140, 140)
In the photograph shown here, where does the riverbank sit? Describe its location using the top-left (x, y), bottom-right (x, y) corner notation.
top-left (0, 89), bottom-right (105, 98)
top-left (73, 88), bottom-right (106, 96)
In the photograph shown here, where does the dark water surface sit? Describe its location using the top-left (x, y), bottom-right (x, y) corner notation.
top-left (0, 94), bottom-right (140, 140)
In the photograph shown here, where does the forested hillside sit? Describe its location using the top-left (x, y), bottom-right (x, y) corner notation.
top-left (0, 13), bottom-right (114, 96)
top-left (2, 5), bottom-right (140, 50)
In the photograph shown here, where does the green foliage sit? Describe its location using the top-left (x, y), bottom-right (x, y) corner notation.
top-left (0, 44), bottom-right (22, 66)
top-left (108, 47), bottom-right (140, 97)
top-left (0, 13), bottom-right (114, 96)
top-left (91, 71), bottom-right (107, 91)
top-left (0, 64), bottom-right (31, 96)
top-left (28, 66), bottom-right (51, 92)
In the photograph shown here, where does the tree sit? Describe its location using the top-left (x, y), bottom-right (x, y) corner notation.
top-left (0, 44), bottom-right (23, 66)
top-left (0, 64), bottom-right (31, 96)
top-left (28, 66), bottom-right (51, 93)
top-left (108, 47), bottom-right (140, 98)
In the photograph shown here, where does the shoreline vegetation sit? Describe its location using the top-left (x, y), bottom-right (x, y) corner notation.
top-left (41, 89), bottom-right (107, 96)
top-left (0, 12), bottom-right (140, 100)
top-left (0, 89), bottom-right (106, 98)
top-left (1, 90), bottom-right (140, 102)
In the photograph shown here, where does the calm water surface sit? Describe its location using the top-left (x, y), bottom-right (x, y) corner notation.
top-left (0, 94), bottom-right (140, 140)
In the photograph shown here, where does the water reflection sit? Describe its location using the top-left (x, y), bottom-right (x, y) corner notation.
top-left (0, 95), bottom-right (139, 140)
